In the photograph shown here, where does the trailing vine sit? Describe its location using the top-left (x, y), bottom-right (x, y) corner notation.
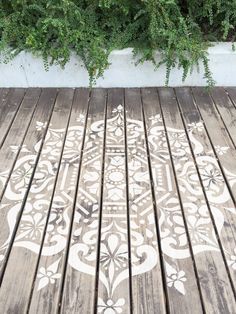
top-left (0, 0), bottom-right (236, 85)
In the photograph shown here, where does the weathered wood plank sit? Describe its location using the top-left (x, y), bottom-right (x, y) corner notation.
top-left (142, 88), bottom-right (203, 314)
top-left (0, 89), bottom-right (57, 275)
top-left (159, 87), bottom-right (236, 314)
top-left (0, 88), bottom-right (10, 131)
top-left (0, 88), bottom-right (25, 148)
top-left (0, 89), bottom-right (74, 313)
top-left (176, 87), bottom-right (236, 289)
top-left (0, 89), bottom-right (41, 200)
top-left (0, 87), bottom-right (235, 313)
top-left (210, 87), bottom-right (236, 147)
top-left (125, 88), bottom-right (166, 313)
top-left (28, 88), bottom-right (90, 314)
top-left (59, 89), bottom-right (107, 314)
top-left (96, 89), bottom-right (131, 314)
top-left (192, 87), bottom-right (236, 203)
top-left (0, 88), bottom-right (9, 106)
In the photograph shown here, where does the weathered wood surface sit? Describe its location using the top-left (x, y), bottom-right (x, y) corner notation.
top-left (142, 88), bottom-right (203, 314)
top-left (0, 88), bottom-right (40, 200)
top-left (125, 88), bottom-right (166, 313)
top-left (96, 89), bottom-right (131, 313)
top-left (0, 88), bottom-right (236, 314)
top-left (159, 87), bottom-right (236, 314)
top-left (176, 87), bottom-right (236, 289)
top-left (0, 89), bottom-right (57, 278)
top-left (28, 88), bottom-right (90, 314)
top-left (0, 88), bottom-right (24, 148)
top-left (0, 89), bottom-right (73, 313)
top-left (59, 89), bottom-right (106, 314)
top-left (211, 87), bottom-right (236, 147)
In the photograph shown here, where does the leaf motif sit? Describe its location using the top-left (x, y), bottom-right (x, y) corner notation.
top-left (174, 280), bottom-right (186, 295)
top-left (37, 277), bottom-right (49, 291)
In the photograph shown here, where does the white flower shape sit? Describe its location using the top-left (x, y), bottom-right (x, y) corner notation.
top-left (214, 145), bottom-right (229, 155)
top-left (37, 259), bottom-right (61, 291)
top-left (199, 165), bottom-right (223, 189)
top-left (108, 105), bottom-right (124, 138)
top-left (166, 262), bottom-right (186, 295)
top-left (188, 122), bottom-right (204, 132)
top-left (98, 298), bottom-right (125, 313)
top-left (149, 114), bottom-right (162, 125)
top-left (19, 213), bottom-right (45, 240)
top-left (100, 234), bottom-right (128, 282)
top-left (36, 121), bottom-right (47, 131)
top-left (187, 215), bottom-right (211, 244)
top-left (11, 161), bottom-right (33, 189)
top-left (167, 130), bottom-right (188, 149)
top-left (76, 114), bottom-right (85, 123)
top-left (112, 105), bottom-right (123, 114)
top-left (228, 249), bottom-right (236, 270)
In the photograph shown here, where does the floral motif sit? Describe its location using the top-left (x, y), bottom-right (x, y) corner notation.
top-left (11, 160), bottom-right (33, 189)
top-left (1, 105), bottom-right (236, 308)
top-left (37, 258), bottom-right (61, 290)
top-left (199, 165), bottom-right (224, 189)
top-left (98, 298), bottom-right (125, 314)
top-left (100, 234), bottom-right (128, 280)
top-left (214, 145), bottom-right (230, 155)
top-left (36, 121), bottom-right (47, 131)
top-left (167, 270), bottom-right (187, 295)
top-left (17, 213), bottom-right (46, 241)
top-left (188, 121), bottom-right (204, 132)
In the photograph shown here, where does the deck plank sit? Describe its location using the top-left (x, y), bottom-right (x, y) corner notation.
top-left (59, 89), bottom-right (107, 314)
top-left (0, 89), bottom-right (41, 200)
top-left (0, 89), bottom-right (57, 277)
top-left (125, 88), bottom-right (166, 313)
top-left (142, 88), bottom-right (203, 314)
top-left (0, 89), bottom-right (74, 313)
top-left (192, 87), bottom-right (236, 203)
top-left (28, 88), bottom-right (90, 314)
top-left (210, 87), bottom-right (236, 147)
top-left (176, 87), bottom-right (236, 288)
top-left (0, 88), bottom-right (24, 148)
top-left (159, 87), bottom-right (236, 314)
top-left (0, 88), bottom-right (235, 313)
top-left (96, 89), bottom-right (131, 314)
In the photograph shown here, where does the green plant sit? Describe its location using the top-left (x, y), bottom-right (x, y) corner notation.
top-left (1, 0), bottom-right (236, 85)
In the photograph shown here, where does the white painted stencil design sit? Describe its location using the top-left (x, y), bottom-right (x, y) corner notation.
top-left (0, 106), bottom-right (236, 313)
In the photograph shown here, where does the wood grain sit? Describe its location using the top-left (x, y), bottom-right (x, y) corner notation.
top-left (142, 88), bottom-right (203, 314)
top-left (0, 88), bottom-right (41, 200)
top-left (96, 89), bottom-right (131, 313)
top-left (28, 88), bottom-right (90, 314)
top-left (59, 89), bottom-right (107, 314)
top-left (0, 89), bottom-right (74, 313)
top-left (192, 87), bottom-right (236, 202)
top-left (176, 87), bottom-right (236, 289)
top-left (0, 88), bottom-right (24, 148)
top-left (210, 87), bottom-right (236, 148)
top-left (0, 89), bottom-right (57, 277)
top-left (159, 87), bottom-right (236, 314)
top-left (125, 88), bottom-right (166, 313)
top-left (0, 88), bottom-right (235, 314)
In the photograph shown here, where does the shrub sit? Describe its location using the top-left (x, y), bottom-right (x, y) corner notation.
top-left (0, 0), bottom-right (236, 85)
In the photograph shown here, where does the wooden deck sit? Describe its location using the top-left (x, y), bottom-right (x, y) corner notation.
top-left (0, 87), bottom-right (235, 313)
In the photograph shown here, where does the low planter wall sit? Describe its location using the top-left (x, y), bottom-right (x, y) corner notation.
top-left (0, 43), bottom-right (235, 87)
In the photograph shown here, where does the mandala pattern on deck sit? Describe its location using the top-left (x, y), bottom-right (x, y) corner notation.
top-left (0, 105), bottom-right (236, 313)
